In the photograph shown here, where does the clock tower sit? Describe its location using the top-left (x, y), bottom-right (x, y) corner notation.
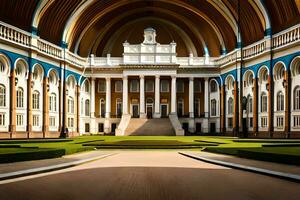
top-left (143, 27), bottom-right (157, 44)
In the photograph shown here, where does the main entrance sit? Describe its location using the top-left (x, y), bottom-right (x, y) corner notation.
top-left (146, 98), bottom-right (154, 119)
top-left (161, 104), bottom-right (168, 118)
top-left (132, 104), bottom-right (139, 118)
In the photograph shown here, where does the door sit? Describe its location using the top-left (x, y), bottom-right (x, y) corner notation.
top-left (147, 105), bottom-right (153, 119)
top-left (111, 123), bottom-right (117, 134)
top-left (210, 123), bottom-right (216, 134)
top-left (196, 123), bottom-right (201, 134)
top-left (161, 104), bottom-right (168, 118)
top-left (98, 123), bottom-right (104, 132)
top-left (132, 104), bottom-right (139, 118)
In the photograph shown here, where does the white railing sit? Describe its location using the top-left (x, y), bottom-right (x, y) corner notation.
top-left (0, 21), bottom-right (31, 47)
top-left (215, 50), bottom-right (238, 66)
top-left (273, 24), bottom-right (300, 49)
top-left (37, 38), bottom-right (62, 59)
top-left (66, 50), bottom-right (87, 66)
top-left (243, 39), bottom-right (267, 59)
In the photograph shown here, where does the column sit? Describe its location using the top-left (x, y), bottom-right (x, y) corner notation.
top-left (220, 84), bottom-right (226, 133)
top-left (139, 75), bottom-right (146, 118)
top-left (90, 78), bottom-right (96, 134)
top-left (154, 75), bottom-right (160, 118)
top-left (9, 71), bottom-right (17, 138)
top-left (122, 76), bottom-right (128, 115)
top-left (76, 85), bottom-right (80, 135)
top-left (27, 73), bottom-right (33, 138)
top-left (43, 77), bottom-right (49, 138)
top-left (188, 77), bottom-right (195, 132)
top-left (104, 77), bottom-right (111, 133)
top-left (284, 71), bottom-right (290, 137)
top-left (267, 75), bottom-right (273, 137)
top-left (171, 76), bottom-right (176, 114)
top-left (233, 81), bottom-right (238, 136)
top-left (253, 78), bottom-right (258, 135)
top-left (203, 78), bottom-right (209, 133)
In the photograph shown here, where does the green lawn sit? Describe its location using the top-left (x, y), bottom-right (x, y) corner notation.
top-left (1, 136), bottom-right (300, 164)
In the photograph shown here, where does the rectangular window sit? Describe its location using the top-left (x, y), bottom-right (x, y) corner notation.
top-left (276, 116), bottom-right (284, 128)
top-left (249, 117), bottom-right (253, 128)
top-left (293, 115), bottom-right (300, 128)
top-left (68, 98), bottom-right (74, 114)
top-left (261, 117), bottom-right (268, 127)
top-left (0, 113), bottom-right (5, 126)
top-left (115, 81), bottom-right (122, 92)
top-left (68, 117), bottom-right (74, 128)
top-left (194, 80), bottom-right (201, 93)
top-left (130, 80), bottom-right (139, 92)
top-left (49, 117), bottom-right (56, 127)
top-left (98, 80), bottom-right (106, 93)
top-left (176, 81), bottom-right (184, 93)
top-left (145, 80), bottom-right (154, 92)
top-left (211, 100), bottom-right (217, 116)
top-left (33, 115), bottom-right (39, 127)
top-left (16, 114), bottom-right (23, 126)
top-left (161, 80), bottom-right (169, 92)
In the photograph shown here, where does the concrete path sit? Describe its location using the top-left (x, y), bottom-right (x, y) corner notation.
top-left (0, 151), bottom-right (299, 200)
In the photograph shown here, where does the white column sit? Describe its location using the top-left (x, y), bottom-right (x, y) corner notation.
top-left (171, 76), bottom-right (177, 114)
top-left (154, 75), bottom-right (161, 118)
top-left (188, 77), bottom-right (195, 133)
top-left (189, 77), bottom-right (194, 118)
top-left (105, 77), bottom-right (111, 118)
top-left (203, 78), bottom-right (209, 133)
top-left (122, 76), bottom-right (128, 115)
top-left (90, 78), bottom-right (96, 134)
top-left (104, 77), bottom-right (111, 133)
top-left (139, 75), bottom-right (146, 118)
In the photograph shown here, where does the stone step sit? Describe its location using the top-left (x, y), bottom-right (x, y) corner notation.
top-left (125, 118), bottom-right (175, 136)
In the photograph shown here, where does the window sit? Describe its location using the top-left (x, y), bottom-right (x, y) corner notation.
top-left (98, 80), bottom-right (106, 93)
top-left (84, 81), bottom-right (90, 93)
top-left (15, 63), bottom-right (25, 77)
top-left (261, 93), bottom-right (268, 112)
top-left (275, 65), bottom-right (285, 80)
top-left (228, 97), bottom-right (233, 115)
top-left (16, 88), bottom-right (24, 108)
top-left (130, 80), bottom-right (139, 92)
top-left (261, 117), bottom-right (268, 127)
top-left (81, 99), bottom-right (84, 115)
top-left (67, 77), bottom-right (75, 89)
top-left (100, 99), bottom-right (105, 118)
top-left (210, 80), bottom-right (217, 92)
top-left (49, 93), bottom-right (57, 112)
top-left (0, 84), bottom-right (5, 107)
top-left (294, 87), bottom-right (300, 110)
top-left (176, 81), bottom-right (184, 93)
top-left (68, 117), bottom-right (74, 128)
top-left (0, 113), bottom-right (5, 126)
top-left (115, 81), bottom-right (122, 92)
top-left (116, 98), bottom-right (122, 117)
top-left (194, 80), bottom-right (201, 92)
top-left (211, 99), bottom-right (217, 116)
top-left (194, 98), bottom-right (200, 117)
top-left (85, 99), bottom-right (90, 116)
top-left (248, 96), bottom-right (253, 113)
top-left (276, 116), bottom-right (284, 128)
top-left (33, 115), bottom-right (39, 126)
top-left (277, 91), bottom-right (284, 111)
top-left (49, 71), bottom-right (57, 85)
top-left (244, 73), bottom-right (253, 87)
top-left (161, 80), bottom-right (169, 92)
top-left (228, 118), bottom-right (233, 128)
top-left (293, 115), bottom-right (300, 128)
top-left (68, 97), bottom-right (74, 114)
top-left (260, 68), bottom-right (268, 82)
top-left (49, 116), bottom-right (56, 127)
top-left (32, 66), bottom-right (42, 81)
top-left (0, 61), bottom-right (5, 72)
top-left (16, 114), bottom-right (23, 126)
top-left (177, 98), bottom-right (184, 117)
top-left (249, 117), bottom-right (253, 128)
top-left (32, 91), bottom-right (40, 110)
top-left (145, 80), bottom-right (154, 92)
top-left (227, 77), bottom-right (234, 90)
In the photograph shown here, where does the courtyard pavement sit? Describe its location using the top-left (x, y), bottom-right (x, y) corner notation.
top-left (0, 151), bottom-right (299, 200)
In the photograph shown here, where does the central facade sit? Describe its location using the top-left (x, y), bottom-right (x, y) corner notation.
top-left (81, 28), bottom-right (219, 136)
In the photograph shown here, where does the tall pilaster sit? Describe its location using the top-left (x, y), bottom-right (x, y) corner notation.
top-left (27, 73), bottom-right (33, 138)
top-left (284, 71), bottom-right (290, 137)
top-left (139, 75), bottom-right (146, 118)
top-left (154, 75), bottom-right (160, 118)
top-left (104, 77), bottom-right (111, 133)
top-left (171, 76), bottom-right (176, 114)
top-left (188, 77), bottom-right (195, 132)
top-left (122, 76), bottom-right (128, 115)
top-left (90, 78), bottom-right (96, 134)
top-left (203, 78), bottom-right (209, 133)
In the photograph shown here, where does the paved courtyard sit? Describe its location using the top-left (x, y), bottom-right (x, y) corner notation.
top-left (0, 151), bottom-right (300, 200)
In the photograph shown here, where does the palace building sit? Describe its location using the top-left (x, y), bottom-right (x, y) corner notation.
top-left (0, 0), bottom-right (300, 138)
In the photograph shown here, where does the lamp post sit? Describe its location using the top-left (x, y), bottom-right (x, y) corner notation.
top-left (60, 49), bottom-right (67, 138)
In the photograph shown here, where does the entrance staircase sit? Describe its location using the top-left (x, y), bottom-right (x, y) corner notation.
top-left (125, 118), bottom-right (175, 136)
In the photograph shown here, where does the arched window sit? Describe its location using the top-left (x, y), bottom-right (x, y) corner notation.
top-left (210, 80), bottom-right (218, 92)
top-left (228, 97), bottom-right (233, 114)
top-left (226, 76), bottom-right (234, 90)
top-left (244, 72), bottom-right (254, 87)
top-left (68, 97), bottom-right (74, 114)
top-left (294, 87), bottom-right (300, 110)
top-left (274, 63), bottom-right (285, 80)
top-left (67, 77), bottom-right (75, 89)
top-left (49, 93), bottom-right (57, 112)
top-left (32, 91), bottom-right (40, 110)
top-left (177, 98), bottom-right (184, 117)
top-left (247, 96), bottom-right (253, 113)
top-left (100, 99), bottom-right (105, 117)
top-left (49, 71), bottom-right (57, 85)
top-left (16, 87), bottom-right (24, 108)
top-left (0, 84), bottom-right (6, 107)
top-left (277, 91), bottom-right (284, 111)
top-left (15, 62), bottom-right (26, 77)
top-left (259, 67), bottom-right (268, 83)
top-left (116, 98), bottom-right (122, 117)
top-left (211, 99), bottom-right (217, 116)
top-left (85, 99), bottom-right (90, 116)
top-left (84, 81), bottom-right (90, 93)
top-left (0, 60), bottom-right (6, 73)
top-left (32, 65), bottom-right (43, 82)
top-left (261, 92), bottom-right (268, 112)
